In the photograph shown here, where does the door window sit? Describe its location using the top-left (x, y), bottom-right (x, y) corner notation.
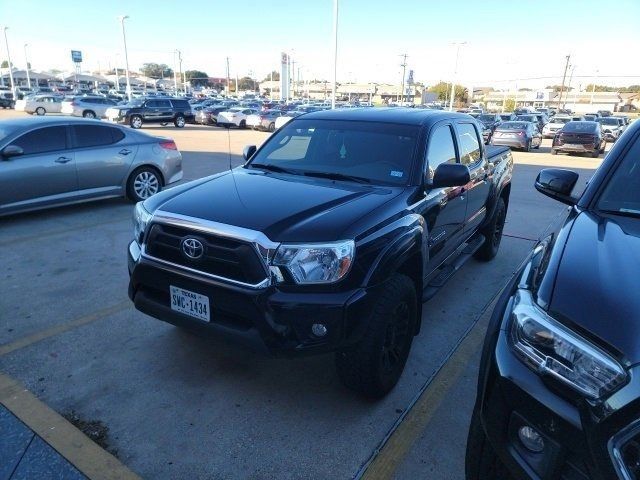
top-left (71, 125), bottom-right (122, 148)
top-left (426, 125), bottom-right (457, 181)
top-left (9, 126), bottom-right (67, 155)
top-left (456, 123), bottom-right (481, 165)
top-left (145, 100), bottom-right (158, 108)
top-left (156, 100), bottom-right (172, 108)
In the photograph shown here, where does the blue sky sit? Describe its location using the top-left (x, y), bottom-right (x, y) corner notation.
top-left (1, 0), bottom-right (639, 88)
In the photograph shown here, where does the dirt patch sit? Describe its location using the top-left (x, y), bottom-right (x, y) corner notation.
top-left (62, 410), bottom-right (119, 458)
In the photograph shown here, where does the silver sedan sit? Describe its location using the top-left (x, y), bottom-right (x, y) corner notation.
top-left (0, 117), bottom-right (183, 216)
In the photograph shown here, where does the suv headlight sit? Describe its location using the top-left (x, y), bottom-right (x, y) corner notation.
top-left (132, 202), bottom-right (152, 244)
top-left (272, 240), bottom-right (354, 284)
top-left (509, 289), bottom-right (627, 400)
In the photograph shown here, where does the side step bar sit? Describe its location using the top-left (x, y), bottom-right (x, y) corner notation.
top-left (422, 234), bottom-right (486, 302)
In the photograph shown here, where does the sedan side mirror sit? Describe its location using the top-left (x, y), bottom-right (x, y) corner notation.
top-left (431, 163), bottom-right (471, 188)
top-left (535, 168), bottom-right (579, 205)
top-left (1, 145), bottom-right (24, 159)
top-left (243, 145), bottom-right (257, 161)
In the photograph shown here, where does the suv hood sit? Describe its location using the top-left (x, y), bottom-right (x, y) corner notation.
top-left (154, 169), bottom-right (402, 242)
top-left (549, 211), bottom-right (640, 365)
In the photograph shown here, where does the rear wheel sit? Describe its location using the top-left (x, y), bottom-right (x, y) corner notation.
top-left (268, 122), bottom-right (276, 132)
top-left (82, 110), bottom-right (96, 119)
top-left (551, 148), bottom-right (558, 155)
top-left (524, 139), bottom-right (532, 152)
top-left (130, 115), bottom-right (143, 129)
top-left (335, 274), bottom-right (416, 398)
top-left (35, 107), bottom-right (46, 116)
top-left (474, 197), bottom-right (506, 262)
top-left (239, 120), bottom-right (246, 129)
top-left (465, 408), bottom-right (514, 480)
top-left (126, 167), bottom-right (163, 202)
top-left (591, 149), bottom-right (600, 158)
top-left (174, 115), bottom-right (185, 128)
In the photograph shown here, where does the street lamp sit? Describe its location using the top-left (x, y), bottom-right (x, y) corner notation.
top-left (23, 43), bottom-right (31, 89)
top-left (448, 42), bottom-right (466, 111)
top-left (331, 0), bottom-right (339, 109)
top-left (2, 27), bottom-right (15, 96)
top-left (590, 69), bottom-right (599, 105)
top-left (117, 15), bottom-right (132, 101)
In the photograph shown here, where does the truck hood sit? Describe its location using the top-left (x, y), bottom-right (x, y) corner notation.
top-left (154, 169), bottom-right (402, 242)
top-left (549, 211), bottom-right (640, 365)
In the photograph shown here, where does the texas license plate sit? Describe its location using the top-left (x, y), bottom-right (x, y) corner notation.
top-left (565, 144), bottom-right (583, 149)
top-left (170, 286), bottom-right (210, 322)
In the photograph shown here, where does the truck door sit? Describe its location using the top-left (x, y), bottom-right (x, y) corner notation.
top-left (415, 123), bottom-right (468, 270)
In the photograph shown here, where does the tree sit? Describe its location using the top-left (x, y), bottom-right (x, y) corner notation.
top-left (503, 98), bottom-right (516, 112)
top-left (518, 88), bottom-right (532, 91)
top-left (238, 76), bottom-right (257, 91)
top-left (545, 85), bottom-right (564, 92)
top-left (1, 60), bottom-right (11, 69)
top-left (184, 70), bottom-right (210, 87)
top-left (140, 63), bottom-right (173, 79)
top-left (262, 71), bottom-right (280, 82)
top-left (428, 81), bottom-right (467, 103)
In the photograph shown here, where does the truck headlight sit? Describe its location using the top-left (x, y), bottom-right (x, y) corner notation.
top-left (272, 240), bottom-right (354, 284)
top-left (132, 202), bottom-right (152, 244)
top-left (509, 289), bottom-right (627, 400)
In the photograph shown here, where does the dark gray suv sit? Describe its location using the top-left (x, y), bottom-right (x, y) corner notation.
top-left (105, 98), bottom-right (195, 129)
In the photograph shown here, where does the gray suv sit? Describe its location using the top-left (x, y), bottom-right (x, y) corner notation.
top-left (61, 96), bottom-right (119, 119)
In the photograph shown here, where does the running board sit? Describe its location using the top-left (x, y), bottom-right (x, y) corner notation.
top-left (422, 234), bottom-right (486, 302)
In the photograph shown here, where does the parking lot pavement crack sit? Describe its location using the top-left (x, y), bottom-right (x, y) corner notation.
top-left (0, 372), bottom-right (140, 480)
top-left (0, 300), bottom-right (131, 357)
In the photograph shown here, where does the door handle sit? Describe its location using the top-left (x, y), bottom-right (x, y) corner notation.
top-left (55, 156), bottom-right (72, 164)
top-left (119, 149), bottom-right (132, 155)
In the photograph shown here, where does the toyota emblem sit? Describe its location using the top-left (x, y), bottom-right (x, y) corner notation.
top-left (181, 238), bottom-right (204, 259)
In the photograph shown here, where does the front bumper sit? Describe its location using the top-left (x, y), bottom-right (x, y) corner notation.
top-left (127, 241), bottom-right (377, 357)
top-left (477, 283), bottom-right (640, 480)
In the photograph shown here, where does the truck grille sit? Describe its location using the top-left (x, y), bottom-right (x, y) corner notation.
top-left (144, 223), bottom-right (268, 286)
top-left (611, 419), bottom-right (640, 480)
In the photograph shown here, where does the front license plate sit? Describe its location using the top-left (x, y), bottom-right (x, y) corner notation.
top-left (565, 144), bottom-right (583, 149)
top-left (170, 285), bottom-right (210, 322)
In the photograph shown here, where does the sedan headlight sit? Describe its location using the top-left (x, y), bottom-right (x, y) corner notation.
top-left (509, 289), bottom-right (627, 400)
top-left (132, 202), bottom-right (152, 244)
top-left (272, 240), bottom-right (354, 284)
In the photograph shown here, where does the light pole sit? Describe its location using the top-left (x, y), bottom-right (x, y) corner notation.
top-left (448, 42), bottom-right (466, 111)
top-left (566, 64), bottom-right (576, 110)
top-left (331, 0), bottom-right (339, 109)
top-left (23, 43), bottom-right (31, 89)
top-left (590, 69), bottom-right (599, 105)
top-left (2, 27), bottom-right (15, 96)
top-left (117, 15), bottom-right (132, 101)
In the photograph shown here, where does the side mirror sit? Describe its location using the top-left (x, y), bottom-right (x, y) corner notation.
top-left (431, 163), bottom-right (471, 188)
top-left (535, 168), bottom-right (579, 206)
top-left (243, 145), bottom-right (257, 161)
top-left (1, 145), bottom-right (24, 159)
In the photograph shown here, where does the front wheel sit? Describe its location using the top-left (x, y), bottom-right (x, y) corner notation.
top-left (239, 120), bottom-right (246, 129)
top-left (83, 110), bottom-right (96, 119)
top-left (474, 197), bottom-right (506, 262)
top-left (335, 274), bottom-right (417, 398)
top-left (551, 148), bottom-right (558, 155)
top-left (591, 149), bottom-right (600, 158)
top-left (130, 115), bottom-right (143, 129)
top-left (35, 107), bottom-right (46, 116)
top-left (174, 115), bottom-right (185, 128)
top-left (126, 167), bottom-right (163, 202)
top-left (465, 408), bottom-right (514, 480)
top-left (524, 139), bottom-right (531, 152)
top-left (268, 122), bottom-right (276, 132)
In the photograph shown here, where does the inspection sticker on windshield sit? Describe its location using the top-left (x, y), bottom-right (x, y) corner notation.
top-left (390, 170), bottom-right (404, 178)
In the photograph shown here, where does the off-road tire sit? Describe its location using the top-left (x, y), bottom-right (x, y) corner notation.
top-left (474, 197), bottom-right (506, 261)
top-left (465, 408), bottom-right (514, 479)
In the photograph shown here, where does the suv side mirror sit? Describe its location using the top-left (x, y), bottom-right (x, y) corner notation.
top-left (243, 145), bottom-right (257, 161)
top-left (535, 168), bottom-right (579, 205)
top-left (1, 145), bottom-right (24, 159)
top-left (431, 163), bottom-right (471, 188)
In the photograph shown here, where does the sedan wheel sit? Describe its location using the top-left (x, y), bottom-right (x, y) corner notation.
top-left (83, 111), bottom-right (96, 119)
top-left (127, 168), bottom-right (161, 201)
top-left (35, 107), bottom-right (46, 116)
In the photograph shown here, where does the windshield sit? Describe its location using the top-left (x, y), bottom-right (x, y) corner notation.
top-left (498, 122), bottom-right (528, 130)
top-left (551, 117), bottom-right (572, 124)
top-left (478, 114), bottom-right (496, 122)
top-left (247, 119), bottom-right (418, 185)
top-left (563, 122), bottom-right (596, 132)
top-left (516, 115), bottom-right (535, 122)
top-left (598, 147), bottom-right (640, 216)
top-left (599, 118), bottom-right (619, 125)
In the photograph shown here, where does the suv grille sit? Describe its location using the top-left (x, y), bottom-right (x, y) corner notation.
top-left (145, 224), bottom-right (268, 286)
top-left (611, 420), bottom-right (640, 480)
top-left (621, 436), bottom-right (640, 479)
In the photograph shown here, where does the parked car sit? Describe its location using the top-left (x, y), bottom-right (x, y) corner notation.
top-left (60, 96), bottom-right (118, 119)
top-left (216, 107), bottom-right (258, 128)
top-left (246, 109), bottom-right (284, 131)
top-left (477, 114), bottom-right (503, 142)
top-left (195, 106), bottom-right (228, 125)
top-left (490, 121), bottom-right (542, 151)
top-left (541, 115), bottom-right (573, 138)
top-left (14, 95), bottom-right (63, 115)
top-left (552, 120), bottom-right (605, 157)
top-left (498, 113), bottom-right (516, 122)
top-left (0, 117), bottom-right (183, 215)
top-left (127, 108), bottom-right (513, 398)
top-left (0, 87), bottom-right (15, 108)
top-left (105, 98), bottom-right (194, 129)
top-left (514, 114), bottom-right (546, 132)
top-left (597, 116), bottom-right (626, 142)
top-left (597, 110), bottom-right (612, 117)
top-left (274, 110), bottom-right (305, 129)
top-left (466, 117), bottom-right (640, 480)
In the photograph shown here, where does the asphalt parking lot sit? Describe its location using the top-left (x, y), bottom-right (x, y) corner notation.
top-left (0, 110), bottom-right (608, 479)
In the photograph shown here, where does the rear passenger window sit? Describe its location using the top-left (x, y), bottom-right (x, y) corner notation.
top-left (156, 100), bottom-right (171, 108)
top-left (10, 126), bottom-right (67, 155)
top-left (456, 123), bottom-right (481, 165)
top-left (72, 125), bottom-right (120, 148)
top-left (426, 125), bottom-right (457, 179)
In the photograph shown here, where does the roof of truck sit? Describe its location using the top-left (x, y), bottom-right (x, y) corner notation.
top-left (301, 107), bottom-right (472, 126)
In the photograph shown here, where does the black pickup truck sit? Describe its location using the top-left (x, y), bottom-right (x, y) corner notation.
top-left (466, 117), bottom-right (640, 478)
top-left (127, 108), bottom-right (513, 397)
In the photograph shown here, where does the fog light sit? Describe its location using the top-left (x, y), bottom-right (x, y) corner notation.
top-left (518, 426), bottom-right (545, 453)
top-left (311, 324), bottom-right (327, 337)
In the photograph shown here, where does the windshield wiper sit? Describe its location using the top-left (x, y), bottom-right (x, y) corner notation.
top-left (249, 163), bottom-right (299, 175)
top-left (302, 171), bottom-right (372, 184)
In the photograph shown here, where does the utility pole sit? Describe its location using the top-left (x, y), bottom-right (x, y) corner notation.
top-left (117, 15), bottom-right (132, 101)
top-left (448, 42), bottom-right (466, 111)
top-left (173, 50), bottom-right (178, 93)
top-left (566, 65), bottom-right (576, 110)
top-left (399, 53), bottom-right (408, 104)
top-left (331, 0), bottom-right (339, 109)
top-left (557, 54), bottom-right (570, 111)
top-left (23, 43), bottom-right (31, 89)
top-left (270, 69), bottom-right (273, 100)
top-left (177, 50), bottom-right (183, 95)
top-left (2, 27), bottom-right (15, 96)
top-left (225, 56), bottom-right (230, 97)
top-left (590, 69), bottom-right (599, 105)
